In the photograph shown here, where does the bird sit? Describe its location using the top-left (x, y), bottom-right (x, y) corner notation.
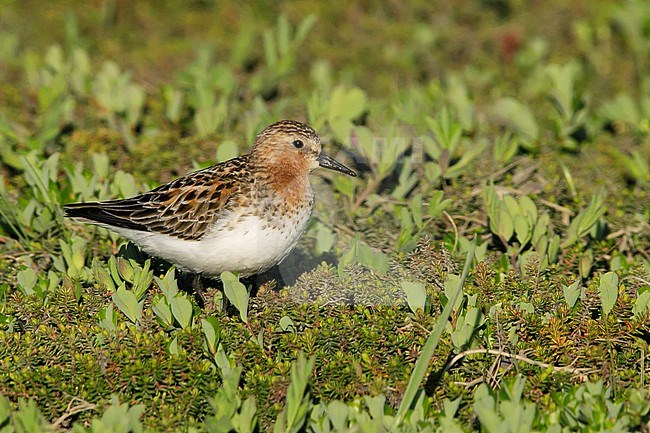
top-left (64, 120), bottom-right (356, 291)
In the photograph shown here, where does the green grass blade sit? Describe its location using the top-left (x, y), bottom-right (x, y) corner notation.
top-left (393, 237), bottom-right (476, 427)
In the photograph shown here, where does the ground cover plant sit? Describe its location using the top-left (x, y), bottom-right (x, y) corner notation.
top-left (0, 0), bottom-right (649, 431)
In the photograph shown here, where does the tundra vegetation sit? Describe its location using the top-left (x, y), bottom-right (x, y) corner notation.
top-left (0, 1), bottom-right (649, 431)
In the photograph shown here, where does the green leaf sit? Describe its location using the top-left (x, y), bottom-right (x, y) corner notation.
top-left (274, 353), bottom-right (315, 433)
top-left (562, 279), bottom-right (581, 309)
top-left (162, 85), bottom-right (184, 123)
top-left (496, 207), bottom-right (514, 241)
top-left (116, 257), bottom-right (134, 283)
top-left (514, 214), bottom-right (531, 246)
top-left (503, 195), bottom-right (519, 218)
top-left (402, 281), bottom-right (427, 314)
top-left (93, 260), bottom-right (116, 292)
top-left (563, 191), bottom-right (607, 247)
top-left (112, 284), bottom-right (142, 323)
top-left (154, 268), bottom-right (179, 300)
top-left (492, 97), bottom-right (540, 143)
top-left (86, 396), bottom-right (145, 432)
top-left (108, 256), bottom-right (122, 285)
top-left (168, 336), bottom-right (180, 355)
top-left (221, 271), bottom-right (249, 324)
top-left (331, 175), bottom-right (356, 200)
top-left (170, 293), bottom-right (193, 329)
top-left (598, 271), bottom-right (619, 316)
top-left (152, 296), bottom-right (173, 328)
top-left (46, 270), bottom-right (59, 292)
top-left (358, 242), bottom-right (389, 274)
top-left (98, 304), bottom-right (117, 331)
top-left (426, 108), bottom-right (462, 154)
top-left (545, 61), bottom-right (581, 119)
top-left (328, 117), bottom-right (353, 143)
top-left (16, 267), bottom-right (38, 296)
top-left (451, 306), bottom-right (484, 349)
top-left (235, 397), bottom-right (258, 433)
top-left (277, 315), bottom-right (297, 333)
top-left (444, 274), bottom-right (464, 311)
top-left (201, 316), bottom-right (221, 355)
top-left (428, 190), bottom-right (452, 219)
top-left (633, 290), bottom-right (650, 319)
top-left (424, 161), bottom-right (442, 184)
top-left (519, 195), bottom-right (538, 220)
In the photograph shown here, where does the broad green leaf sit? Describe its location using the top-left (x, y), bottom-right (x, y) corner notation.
top-left (424, 161), bottom-right (442, 183)
top-left (112, 284), bottom-right (142, 323)
top-left (633, 290), bottom-right (650, 319)
top-left (532, 212), bottom-right (550, 245)
top-left (514, 214), bottom-right (531, 246)
top-left (444, 274), bottom-right (464, 311)
top-left (451, 306), bottom-right (484, 349)
top-left (563, 191), bottom-right (606, 247)
top-left (221, 271), bottom-right (249, 324)
top-left (358, 242), bottom-right (389, 274)
top-left (98, 304), bottom-right (117, 331)
top-left (162, 85), bottom-right (184, 123)
top-left (170, 294), bottom-right (193, 329)
top-left (598, 271), bottom-right (619, 316)
top-left (201, 316), bottom-right (221, 354)
top-left (580, 249), bottom-right (594, 279)
top-left (116, 257), bottom-right (134, 282)
top-left (274, 353), bottom-right (315, 433)
top-left (519, 195), bottom-right (538, 220)
top-left (46, 270), bottom-right (59, 292)
top-left (155, 267), bottom-right (179, 300)
top-left (503, 194), bottom-right (520, 218)
top-left (444, 139), bottom-right (488, 179)
top-left (234, 397), bottom-right (258, 433)
top-left (401, 281), bottom-right (427, 314)
top-left (328, 117), bottom-right (353, 143)
top-left (428, 190), bottom-right (452, 219)
top-left (93, 261), bottom-right (115, 292)
top-left (152, 296), bottom-right (173, 328)
top-left (16, 267), bottom-right (37, 296)
top-left (331, 175), bottom-right (356, 201)
top-left (599, 93), bottom-right (640, 125)
top-left (277, 315), bottom-right (297, 333)
top-left (562, 279), bottom-right (581, 309)
top-left (496, 207), bottom-right (514, 241)
top-left (545, 61), bottom-right (581, 119)
top-left (426, 108), bottom-right (462, 154)
top-left (168, 336), bottom-right (179, 355)
top-left (337, 236), bottom-right (359, 277)
top-left (492, 97), bottom-right (540, 143)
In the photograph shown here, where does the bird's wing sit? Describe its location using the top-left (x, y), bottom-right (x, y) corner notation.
top-left (64, 156), bottom-right (251, 240)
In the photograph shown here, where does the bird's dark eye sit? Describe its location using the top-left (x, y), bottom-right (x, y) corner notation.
top-left (292, 139), bottom-right (304, 149)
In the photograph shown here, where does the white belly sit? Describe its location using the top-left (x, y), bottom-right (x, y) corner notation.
top-left (113, 211), bottom-right (311, 277)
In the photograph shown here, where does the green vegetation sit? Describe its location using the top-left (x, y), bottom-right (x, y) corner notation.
top-left (1, 0), bottom-right (649, 431)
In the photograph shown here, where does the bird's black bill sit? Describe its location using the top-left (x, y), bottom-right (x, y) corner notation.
top-left (317, 152), bottom-right (357, 177)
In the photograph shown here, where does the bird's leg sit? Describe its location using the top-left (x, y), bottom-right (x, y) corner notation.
top-left (193, 272), bottom-right (206, 306)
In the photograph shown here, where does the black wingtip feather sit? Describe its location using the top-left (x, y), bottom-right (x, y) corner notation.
top-left (64, 202), bottom-right (149, 232)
